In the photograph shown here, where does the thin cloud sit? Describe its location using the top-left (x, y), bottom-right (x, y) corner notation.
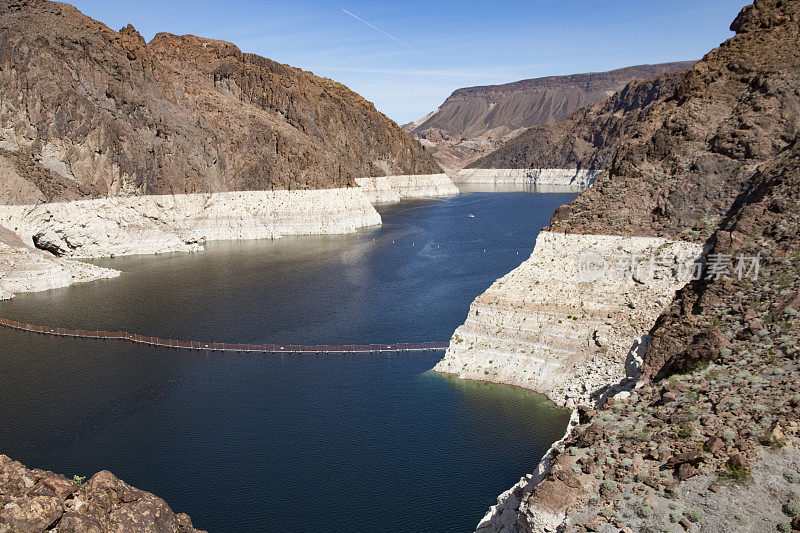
top-left (341, 9), bottom-right (455, 71)
top-left (324, 66), bottom-right (503, 79)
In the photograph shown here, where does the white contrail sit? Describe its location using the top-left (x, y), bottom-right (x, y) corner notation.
top-left (341, 9), bottom-right (442, 65)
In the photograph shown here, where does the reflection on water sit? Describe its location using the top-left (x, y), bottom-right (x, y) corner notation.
top-left (0, 192), bottom-right (574, 533)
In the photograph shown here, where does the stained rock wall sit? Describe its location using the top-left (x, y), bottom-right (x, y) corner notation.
top-left (355, 174), bottom-right (458, 203)
top-left (453, 169), bottom-right (600, 190)
top-left (0, 189), bottom-right (381, 258)
top-left (433, 232), bottom-right (705, 408)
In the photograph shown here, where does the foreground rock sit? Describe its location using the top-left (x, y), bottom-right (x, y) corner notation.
top-left (0, 454), bottom-right (202, 532)
top-left (0, 0), bottom-right (440, 202)
top-left (0, 189), bottom-right (381, 258)
top-left (403, 62), bottom-right (693, 170)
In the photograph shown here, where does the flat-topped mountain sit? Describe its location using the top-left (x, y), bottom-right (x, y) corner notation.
top-left (0, 0), bottom-right (440, 204)
top-left (403, 62), bottom-right (695, 170)
top-left (467, 70), bottom-right (687, 171)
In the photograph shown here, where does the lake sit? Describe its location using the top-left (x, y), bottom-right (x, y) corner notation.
top-left (0, 189), bottom-right (575, 532)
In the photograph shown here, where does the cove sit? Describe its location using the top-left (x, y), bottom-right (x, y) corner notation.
top-left (0, 190), bottom-right (574, 532)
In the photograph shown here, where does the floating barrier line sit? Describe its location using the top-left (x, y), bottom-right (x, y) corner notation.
top-left (0, 317), bottom-right (449, 354)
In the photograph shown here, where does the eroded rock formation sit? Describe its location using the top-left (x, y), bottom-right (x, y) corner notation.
top-left (0, 454), bottom-right (203, 532)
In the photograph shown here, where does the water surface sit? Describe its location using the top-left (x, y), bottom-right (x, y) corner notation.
top-left (0, 190), bottom-right (574, 532)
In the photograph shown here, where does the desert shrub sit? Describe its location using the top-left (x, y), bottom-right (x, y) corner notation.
top-left (783, 500), bottom-right (800, 517)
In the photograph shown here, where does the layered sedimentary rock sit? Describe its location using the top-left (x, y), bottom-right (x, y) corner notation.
top-left (434, 232), bottom-right (704, 407)
top-left (0, 225), bottom-right (117, 300)
top-left (355, 173), bottom-right (458, 203)
top-left (467, 71), bottom-right (686, 172)
top-left (0, 0), bottom-right (440, 202)
top-left (453, 169), bottom-right (601, 190)
top-left (0, 454), bottom-right (202, 532)
top-left (403, 62), bottom-right (694, 170)
top-left (0, 189), bottom-right (381, 258)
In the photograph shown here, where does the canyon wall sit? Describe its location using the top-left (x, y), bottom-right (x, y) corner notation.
top-left (355, 173), bottom-right (458, 203)
top-left (467, 71), bottom-right (686, 172)
top-left (0, 0), bottom-right (440, 203)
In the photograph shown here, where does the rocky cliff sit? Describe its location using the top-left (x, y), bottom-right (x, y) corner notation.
top-left (0, 0), bottom-right (440, 202)
top-left (467, 71), bottom-right (686, 172)
top-left (0, 454), bottom-right (203, 532)
top-left (549, 1), bottom-right (800, 241)
top-left (403, 62), bottom-right (694, 170)
top-left (433, 0), bottom-right (800, 530)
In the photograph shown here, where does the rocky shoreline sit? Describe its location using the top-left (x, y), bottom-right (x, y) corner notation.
top-left (434, 231), bottom-right (705, 408)
top-left (0, 188), bottom-right (381, 259)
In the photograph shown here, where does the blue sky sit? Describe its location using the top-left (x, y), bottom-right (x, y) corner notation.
top-left (69, 0), bottom-right (748, 125)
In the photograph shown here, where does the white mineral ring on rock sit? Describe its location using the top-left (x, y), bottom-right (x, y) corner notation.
top-left (576, 248), bottom-right (608, 283)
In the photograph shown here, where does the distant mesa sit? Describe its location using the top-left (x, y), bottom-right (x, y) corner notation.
top-left (404, 62), bottom-right (695, 171)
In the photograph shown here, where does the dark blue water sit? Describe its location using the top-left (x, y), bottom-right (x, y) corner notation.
top-left (0, 191), bottom-right (574, 532)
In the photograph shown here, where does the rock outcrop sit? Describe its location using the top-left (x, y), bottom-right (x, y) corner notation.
top-left (0, 224), bottom-right (117, 300)
top-left (467, 71), bottom-right (686, 172)
top-left (0, 454), bottom-right (202, 532)
top-left (355, 173), bottom-right (458, 203)
top-left (0, 189), bottom-right (382, 258)
top-left (403, 62), bottom-right (694, 170)
top-left (0, 0), bottom-right (440, 202)
top-left (434, 232), bottom-right (705, 407)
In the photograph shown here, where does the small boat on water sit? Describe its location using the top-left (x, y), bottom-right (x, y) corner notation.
top-left (468, 213), bottom-right (475, 218)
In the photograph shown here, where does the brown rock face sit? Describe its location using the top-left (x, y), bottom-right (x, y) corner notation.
top-left (467, 71), bottom-right (687, 171)
top-left (549, 0), bottom-right (800, 241)
top-left (403, 62), bottom-right (695, 170)
top-left (0, 0), bottom-right (440, 203)
top-left (644, 140), bottom-right (800, 380)
top-left (0, 454), bottom-right (203, 532)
